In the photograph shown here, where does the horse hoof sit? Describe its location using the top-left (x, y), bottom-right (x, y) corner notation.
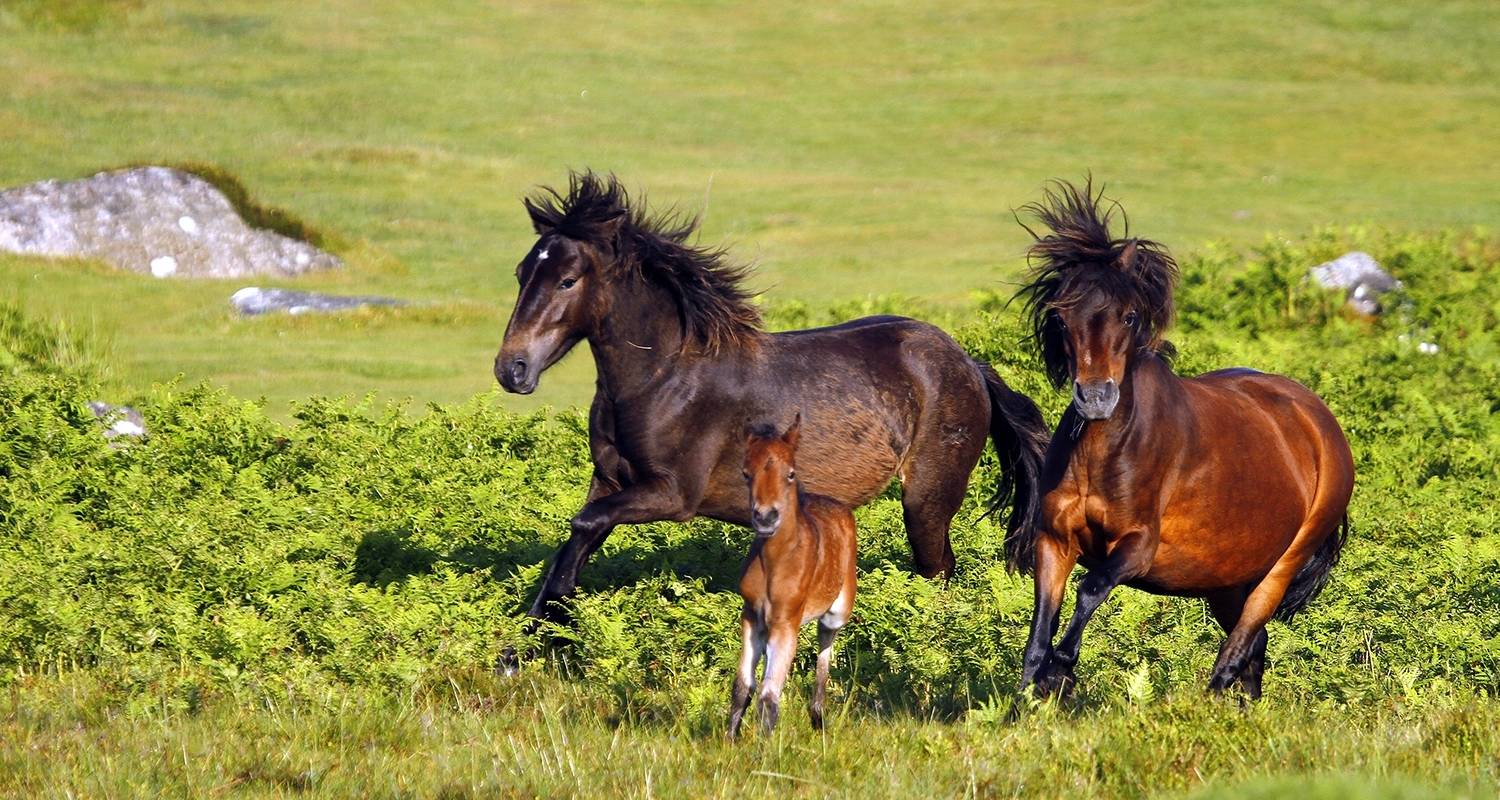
top-left (496, 644), bottom-right (537, 676)
top-left (1034, 669), bottom-right (1076, 699)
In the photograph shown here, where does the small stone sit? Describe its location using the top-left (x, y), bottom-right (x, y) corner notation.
top-left (89, 401), bottom-right (147, 446)
top-left (150, 255), bottom-right (178, 278)
top-left (230, 286), bottom-right (406, 316)
top-left (111, 419), bottom-right (146, 437)
top-left (177, 216), bottom-right (199, 235)
top-left (1310, 252), bottom-right (1403, 316)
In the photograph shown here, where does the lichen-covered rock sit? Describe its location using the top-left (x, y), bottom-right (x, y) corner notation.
top-left (89, 401), bottom-right (147, 444)
top-left (1310, 251), bottom-right (1403, 316)
top-left (0, 167), bottom-right (341, 278)
top-left (230, 287), bottom-right (405, 316)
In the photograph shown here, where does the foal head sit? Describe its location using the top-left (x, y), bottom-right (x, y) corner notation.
top-left (743, 414), bottom-right (802, 538)
top-left (1016, 179), bottom-right (1178, 421)
top-left (496, 171), bottom-right (761, 394)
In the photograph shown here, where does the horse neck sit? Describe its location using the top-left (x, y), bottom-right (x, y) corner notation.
top-left (587, 276), bottom-right (688, 398)
top-left (1078, 352), bottom-right (1179, 455)
top-left (759, 488), bottom-right (810, 564)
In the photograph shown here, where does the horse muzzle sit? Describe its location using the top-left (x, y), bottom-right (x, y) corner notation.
top-left (1073, 378), bottom-right (1119, 420)
top-left (751, 508), bottom-right (781, 538)
top-left (495, 353), bottom-right (539, 394)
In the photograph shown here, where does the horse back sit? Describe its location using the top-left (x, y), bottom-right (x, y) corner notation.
top-left (690, 316), bottom-right (987, 516)
top-left (1156, 368), bottom-right (1353, 546)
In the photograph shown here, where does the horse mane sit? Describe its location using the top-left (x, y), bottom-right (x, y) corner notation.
top-left (524, 171), bottom-right (762, 353)
top-left (1013, 178), bottom-right (1179, 388)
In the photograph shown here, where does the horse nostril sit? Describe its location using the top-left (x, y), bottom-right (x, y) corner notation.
top-left (508, 357), bottom-right (528, 383)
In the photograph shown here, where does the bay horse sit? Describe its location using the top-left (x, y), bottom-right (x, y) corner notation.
top-left (495, 171), bottom-right (1049, 639)
top-left (729, 414), bottom-right (857, 738)
top-left (1011, 180), bottom-right (1354, 699)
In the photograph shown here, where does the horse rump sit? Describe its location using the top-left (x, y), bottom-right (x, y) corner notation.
top-left (1274, 515), bottom-right (1350, 621)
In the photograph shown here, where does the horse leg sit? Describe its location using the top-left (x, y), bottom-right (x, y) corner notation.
top-left (1020, 534), bottom-right (1077, 692)
top-left (810, 621), bottom-right (839, 730)
top-left (527, 477), bottom-right (691, 623)
top-left (899, 421), bottom-right (987, 579)
top-left (1206, 587), bottom-right (1267, 700)
top-left (1208, 570), bottom-right (1297, 693)
top-left (728, 613), bottom-right (763, 741)
top-left (1208, 526), bottom-right (1329, 693)
top-left (1043, 531), bottom-right (1155, 697)
top-left (1240, 630), bottom-right (1268, 700)
top-left (756, 622), bottom-right (799, 735)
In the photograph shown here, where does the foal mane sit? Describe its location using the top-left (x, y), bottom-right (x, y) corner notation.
top-left (524, 171), bottom-right (762, 353)
top-left (1014, 178), bottom-right (1179, 388)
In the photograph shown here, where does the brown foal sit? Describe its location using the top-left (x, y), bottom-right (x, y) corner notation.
top-left (729, 415), bottom-right (858, 738)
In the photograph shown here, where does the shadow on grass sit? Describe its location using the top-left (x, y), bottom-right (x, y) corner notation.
top-left (350, 526), bottom-right (1041, 730)
top-left (352, 526), bottom-right (750, 594)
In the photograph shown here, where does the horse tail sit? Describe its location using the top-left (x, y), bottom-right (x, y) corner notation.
top-left (1274, 515), bottom-right (1350, 621)
top-left (975, 362), bottom-right (1051, 574)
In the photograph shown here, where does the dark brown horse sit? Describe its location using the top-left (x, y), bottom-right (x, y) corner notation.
top-left (1011, 180), bottom-right (1355, 699)
top-left (730, 414), bottom-right (857, 738)
top-left (495, 171), bottom-right (1049, 635)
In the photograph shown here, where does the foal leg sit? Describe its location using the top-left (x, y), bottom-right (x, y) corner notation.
top-left (728, 614), bottom-right (764, 740)
top-left (809, 621), bottom-right (840, 730)
top-left (756, 622), bottom-right (799, 735)
top-left (1043, 531), bottom-right (1156, 697)
top-left (1020, 534), bottom-right (1077, 692)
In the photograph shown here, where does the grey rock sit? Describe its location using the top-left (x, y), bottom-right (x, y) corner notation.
top-left (0, 166), bottom-right (341, 278)
top-left (89, 401), bottom-right (147, 444)
top-left (230, 286), bottom-right (405, 316)
top-left (1310, 251), bottom-right (1403, 315)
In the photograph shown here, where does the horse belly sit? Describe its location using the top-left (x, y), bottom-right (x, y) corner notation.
top-left (1145, 473), bottom-right (1311, 592)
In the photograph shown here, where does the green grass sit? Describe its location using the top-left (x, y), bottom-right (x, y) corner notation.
top-left (1, 0), bottom-right (1497, 411)
top-left (3, 672), bottom-right (1498, 799)
top-left (2, 228), bottom-right (1498, 797)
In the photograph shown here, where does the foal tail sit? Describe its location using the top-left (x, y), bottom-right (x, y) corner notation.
top-left (975, 362), bottom-right (1051, 574)
top-left (1274, 515), bottom-right (1350, 621)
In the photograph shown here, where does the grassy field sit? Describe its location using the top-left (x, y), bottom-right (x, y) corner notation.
top-left (3, 2), bottom-right (1499, 797)
top-left (1, 0), bottom-right (1497, 410)
top-left (3, 226), bottom-right (1499, 797)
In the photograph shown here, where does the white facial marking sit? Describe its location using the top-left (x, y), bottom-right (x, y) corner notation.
top-left (536, 246), bottom-right (550, 261)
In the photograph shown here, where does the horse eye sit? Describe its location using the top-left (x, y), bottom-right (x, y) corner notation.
top-left (559, 278), bottom-right (577, 290)
top-left (787, 470), bottom-right (796, 482)
top-left (1124, 311), bottom-right (1138, 326)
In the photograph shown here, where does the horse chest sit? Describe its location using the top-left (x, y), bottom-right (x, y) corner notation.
top-left (1043, 474), bottom-right (1146, 559)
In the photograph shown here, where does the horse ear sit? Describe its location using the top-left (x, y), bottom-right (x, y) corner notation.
top-left (783, 412), bottom-right (802, 449)
top-left (598, 212), bottom-right (626, 242)
top-left (524, 198), bottom-right (556, 236)
top-left (1116, 239), bottom-right (1139, 273)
